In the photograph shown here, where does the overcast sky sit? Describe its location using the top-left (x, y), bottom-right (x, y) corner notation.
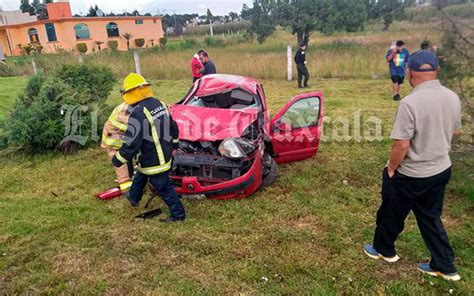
top-left (0, 0), bottom-right (253, 15)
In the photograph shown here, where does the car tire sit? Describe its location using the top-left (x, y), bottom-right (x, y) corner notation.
top-left (262, 157), bottom-right (278, 188)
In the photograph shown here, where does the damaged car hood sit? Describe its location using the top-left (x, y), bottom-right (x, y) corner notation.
top-left (170, 105), bottom-right (259, 141)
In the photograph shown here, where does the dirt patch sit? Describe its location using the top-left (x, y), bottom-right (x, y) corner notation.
top-left (442, 216), bottom-right (464, 229)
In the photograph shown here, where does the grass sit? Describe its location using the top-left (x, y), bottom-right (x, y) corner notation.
top-left (0, 77), bottom-right (26, 121)
top-left (0, 75), bottom-right (473, 294)
top-left (4, 20), bottom-right (445, 81)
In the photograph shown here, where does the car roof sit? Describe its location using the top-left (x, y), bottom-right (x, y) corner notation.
top-left (195, 74), bottom-right (260, 97)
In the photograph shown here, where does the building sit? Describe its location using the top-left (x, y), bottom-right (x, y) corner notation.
top-left (0, 0), bottom-right (164, 56)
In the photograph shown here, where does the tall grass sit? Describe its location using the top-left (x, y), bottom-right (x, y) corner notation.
top-left (184, 21), bottom-right (251, 36)
top-left (4, 22), bottom-right (443, 80)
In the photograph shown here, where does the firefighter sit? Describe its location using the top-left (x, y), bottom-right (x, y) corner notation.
top-left (100, 102), bottom-right (133, 193)
top-left (112, 73), bottom-right (186, 223)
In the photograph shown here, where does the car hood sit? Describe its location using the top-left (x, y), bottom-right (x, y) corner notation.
top-left (170, 105), bottom-right (259, 141)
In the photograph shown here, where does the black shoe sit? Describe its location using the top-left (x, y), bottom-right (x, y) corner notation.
top-left (393, 94), bottom-right (401, 101)
top-left (304, 84), bottom-right (310, 88)
top-left (160, 217), bottom-right (185, 224)
top-left (124, 191), bottom-right (139, 208)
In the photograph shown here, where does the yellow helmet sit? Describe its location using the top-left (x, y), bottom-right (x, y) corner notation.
top-left (121, 73), bottom-right (151, 95)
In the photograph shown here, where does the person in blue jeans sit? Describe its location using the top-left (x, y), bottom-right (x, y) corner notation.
top-left (386, 40), bottom-right (410, 101)
top-left (112, 73), bottom-right (185, 223)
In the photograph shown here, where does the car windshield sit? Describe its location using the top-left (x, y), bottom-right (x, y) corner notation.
top-left (185, 89), bottom-right (257, 110)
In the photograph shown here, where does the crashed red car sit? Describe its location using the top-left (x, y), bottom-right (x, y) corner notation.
top-left (169, 74), bottom-right (324, 200)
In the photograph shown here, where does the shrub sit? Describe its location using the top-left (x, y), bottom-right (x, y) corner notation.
top-left (159, 37), bottom-right (168, 47)
top-left (76, 43), bottom-right (88, 54)
top-left (108, 40), bottom-right (119, 51)
top-left (204, 37), bottom-right (226, 47)
top-left (55, 64), bottom-right (116, 103)
top-left (0, 64), bottom-right (117, 152)
top-left (20, 44), bottom-right (33, 55)
top-left (135, 38), bottom-right (145, 48)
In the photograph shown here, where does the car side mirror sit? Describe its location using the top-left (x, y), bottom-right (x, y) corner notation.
top-left (275, 121), bottom-right (292, 132)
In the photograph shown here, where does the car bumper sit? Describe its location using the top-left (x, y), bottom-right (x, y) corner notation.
top-left (171, 150), bottom-right (263, 200)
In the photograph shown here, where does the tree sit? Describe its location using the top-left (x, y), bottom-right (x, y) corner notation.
top-left (369, 0), bottom-right (413, 31)
top-left (122, 33), bottom-right (133, 50)
top-left (206, 8), bottom-right (214, 23)
top-left (228, 12), bottom-right (239, 21)
top-left (437, 13), bottom-right (473, 150)
top-left (94, 40), bottom-right (104, 51)
top-left (132, 10), bottom-right (140, 16)
top-left (244, 0), bottom-right (368, 45)
top-left (20, 0), bottom-right (34, 15)
top-left (134, 38), bottom-right (145, 48)
top-left (33, 2), bottom-right (49, 20)
top-left (87, 5), bottom-right (100, 17)
top-left (245, 0), bottom-right (277, 44)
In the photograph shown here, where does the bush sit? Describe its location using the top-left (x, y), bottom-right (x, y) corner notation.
top-left (108, 40), bottom-right (119, 51)
top-left (0, 64), bottom-right (117, 152)
top-left (204, 37), bottom-right (226, 47)
top-left (159, 37), bottom-right (168, 47)
top-left (76, 43), bottom-right (88, 54)
top-left (135, 38), bottom-right (145, 48)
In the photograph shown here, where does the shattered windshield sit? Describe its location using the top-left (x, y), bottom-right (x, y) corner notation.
top-left (186, 89), bottom-right (257, 110)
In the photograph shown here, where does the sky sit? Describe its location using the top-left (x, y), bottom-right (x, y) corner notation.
top-left (0, 0), bottom-right (253, 15)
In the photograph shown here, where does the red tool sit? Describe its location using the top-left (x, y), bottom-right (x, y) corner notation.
top-left (95, 187), bottom-right (123, 200)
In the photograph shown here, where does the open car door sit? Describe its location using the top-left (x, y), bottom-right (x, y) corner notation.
top-left (269, 92), bottom-right (324, 164)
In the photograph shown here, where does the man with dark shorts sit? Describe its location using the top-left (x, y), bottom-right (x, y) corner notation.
top-left (364, 51), bottom-right (462, 281)
top-left (386, 40), bottom-right (409, 101)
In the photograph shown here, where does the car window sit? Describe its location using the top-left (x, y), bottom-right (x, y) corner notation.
top-left (280, 97), bottom-right (320, 128)
top-left (184, 89), bottom-right (257, 110)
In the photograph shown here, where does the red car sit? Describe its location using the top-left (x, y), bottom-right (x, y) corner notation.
top-left (169, 74), bottom-right (324, 200)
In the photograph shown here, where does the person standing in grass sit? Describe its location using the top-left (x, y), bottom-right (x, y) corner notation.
top-left (191, 52), bottom-right (203, 83)
top-left (386, 40), bottom-right (409, 101)
top-left (364, 51), bottom-right (462, 282)
top-left (112, 73), bottom-right (186, 223)
top-left (294, 43), bottom-right (310, 88)
top-left (198, 49), bottom-right (216, 76)
top-left (101, 103), bottom-right (133, 194)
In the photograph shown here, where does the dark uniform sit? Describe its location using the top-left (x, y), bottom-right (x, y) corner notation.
top-left (112, 97), bottom-right (185, 220)
top-left (202, 60), bottom-right (217, 76)
top-left (294, 48), bottom-right (310, 88)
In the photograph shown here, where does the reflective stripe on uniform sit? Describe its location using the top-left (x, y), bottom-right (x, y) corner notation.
top-left (138, 160), bottom-right (172, 175)
top-left (116, 151), bottom-right (128, 164)
top-left (119, 180), bottom-right (132, 191)
top-left (102, 136), bottom-right (124, 148)
top-left (109, 113), bottom-right (128, 132)
top-left (143, 107), bottom-right (166, 165)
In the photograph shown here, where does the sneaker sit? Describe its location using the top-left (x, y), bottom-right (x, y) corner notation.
top-left (393, 94), bottom-right (401, 101)
top-left (160, 217), bottom-right (185, 224)
top-left (124, 191), bottom-right (139, 208)
top-left (364, 244), bottom-right (400, 263)
top-left (417, 263), bottom-right (461, 281)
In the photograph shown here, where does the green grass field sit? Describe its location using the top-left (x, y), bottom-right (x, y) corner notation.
top-left (0, 75), bottom-right (472, 294)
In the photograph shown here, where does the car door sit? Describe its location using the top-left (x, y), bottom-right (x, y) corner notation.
top-left (269, 92), bottom-right (324, 164)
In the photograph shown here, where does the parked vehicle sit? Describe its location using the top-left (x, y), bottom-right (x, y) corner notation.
top-left (170, 74), bottom-right (324, 200)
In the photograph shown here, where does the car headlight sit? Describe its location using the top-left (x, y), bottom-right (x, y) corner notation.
top-left (218, 138), bottom-right (246, 159)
